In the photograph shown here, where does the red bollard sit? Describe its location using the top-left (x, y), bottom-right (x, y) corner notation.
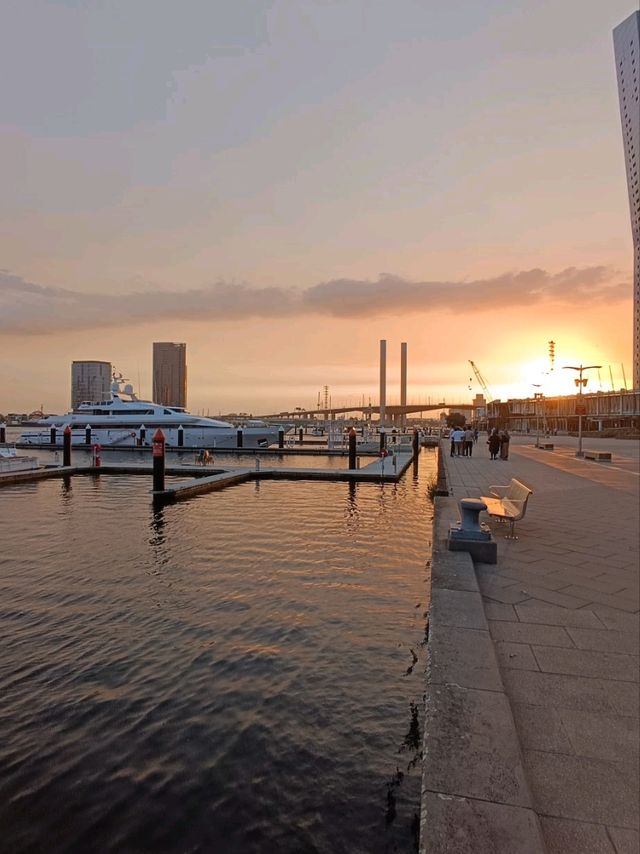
top-left (93, 443), bottom-right (102, 468)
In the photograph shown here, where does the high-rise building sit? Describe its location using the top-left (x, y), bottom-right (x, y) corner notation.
top-left (71, 360), bottom-right (112, 408)
top-left (613, 11), bottom-right (640, 389)
top-left (153, 342), bottom-right (187, 407)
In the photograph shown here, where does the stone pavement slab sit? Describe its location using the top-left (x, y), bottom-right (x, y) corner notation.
top-left (523, 750), bottom-right (637, 828)
top-left (421, 791), bottom-right (544, 854)
top-left (607, 826), bottom-right (640, 853)
top-left (424, 682), bottom-right (532, 806)
top-left (489, 620), bottom-right (574, 647)
top-left (539, 816), bottom-right (615, 854)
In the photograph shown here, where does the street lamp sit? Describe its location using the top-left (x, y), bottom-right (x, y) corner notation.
top-left (562, 364), bottom-right (601, 457)
top-left (532, 385), bottom-right (544, 448)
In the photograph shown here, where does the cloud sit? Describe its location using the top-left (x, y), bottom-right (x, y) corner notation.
top-left (0, 265), bottom-right (629, 335)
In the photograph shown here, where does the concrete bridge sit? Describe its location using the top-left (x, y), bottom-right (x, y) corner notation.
top-left (255, 402), bottom-right (474, 426)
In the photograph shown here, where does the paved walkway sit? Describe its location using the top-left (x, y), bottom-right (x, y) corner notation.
top-left (442, 437), bottom-right (639, 854)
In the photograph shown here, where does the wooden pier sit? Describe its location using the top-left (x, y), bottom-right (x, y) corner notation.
top-left (0, 450), bottom-right (417, 501)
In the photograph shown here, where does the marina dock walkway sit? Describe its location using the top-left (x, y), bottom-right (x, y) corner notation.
top-left (435, 436), bottom-right (639, 853)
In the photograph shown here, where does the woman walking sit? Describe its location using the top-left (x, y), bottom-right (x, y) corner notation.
top-left (488, 429), bottom-right (500, 460)
top-left (500, 429), bottom-right (511, 460)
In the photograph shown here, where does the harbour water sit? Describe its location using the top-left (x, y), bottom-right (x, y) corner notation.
top-left (0, 449), bottom-right (435, 853)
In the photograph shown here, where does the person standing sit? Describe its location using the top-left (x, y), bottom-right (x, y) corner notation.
top-left (452, 426), bottom-right (465, 456)
top-left (500, 429), bottom-right (510, 460)
top-left (488, 429), bottom-right (500, 460)
top-left (463, 426), bottom-right (474, 457)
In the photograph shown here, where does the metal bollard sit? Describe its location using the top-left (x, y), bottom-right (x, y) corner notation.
top-left (348, 427), bottom-right (357, 469)
top-left (63, 425), bottom-right (72, 467)
top-left (278, 426), bottom-right (285, 449)
top-left (178, 425), bottom-right (184, 447)
top-left (458, 499), bottom-right (488, 536)
top-left (236, 427), bottom-right (243, 448)
top-left (85, 424), bottom-right (92, 446)
top-left (379, 426), bottom-right (386, 451)
top-left (152, 429), bottom-right (166, 492)
top-left (0, 422), bottom-right (6, 443)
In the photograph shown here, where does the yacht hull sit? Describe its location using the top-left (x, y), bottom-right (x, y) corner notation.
top-left (19, 426), bottom-right (282, 450)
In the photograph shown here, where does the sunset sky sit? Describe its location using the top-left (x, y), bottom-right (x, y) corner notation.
top-left (0, 0), bottom-right (636, 415)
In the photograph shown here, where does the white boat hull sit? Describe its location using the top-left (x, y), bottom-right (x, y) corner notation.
top-left (0, 449), bottom-right (40, 473)
top-left (19, 426), bottom-right (282, 450)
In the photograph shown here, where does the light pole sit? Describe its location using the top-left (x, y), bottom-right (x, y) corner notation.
top-left (562, 364), bottom-right (601, 457)
top-left (532, 385), bottom-right (543, 447)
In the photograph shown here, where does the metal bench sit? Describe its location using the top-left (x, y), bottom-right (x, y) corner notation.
top-left (480, 478), bottom-right (533, 539)
top-left (583, 450), bottom-right (612, 461)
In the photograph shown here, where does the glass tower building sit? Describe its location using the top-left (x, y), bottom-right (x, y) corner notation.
top-left (71, 361), bottom-right (112, 409)
top-left (152, 343), bottom-right (187, 407)
top-left (613, 11), bottom-right (640, 389)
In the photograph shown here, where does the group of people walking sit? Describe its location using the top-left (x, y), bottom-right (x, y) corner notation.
top-left (449, 426), bottom-right (510, 460)
top-left (449, 427), bottom-right (478, 457)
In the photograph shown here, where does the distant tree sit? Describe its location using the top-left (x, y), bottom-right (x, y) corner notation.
top-left (446, 412), bottom-right (466, 428)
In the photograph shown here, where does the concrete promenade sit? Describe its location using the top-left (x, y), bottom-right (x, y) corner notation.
top-left (435, 435), bottom-right (639, 853)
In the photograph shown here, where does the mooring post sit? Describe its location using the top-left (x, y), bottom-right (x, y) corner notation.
top-left (152, 429), bottom-right (165, 492)
top-left (299, 427), bottom-right (304, 445)
top-left (278, 426), bottom-right (285, 449)
top-left (348, 427), bottom-right (357, 469)
top-left (50, 425), bottom-right (57, 446)
top-left (85, 424), bottom-right (92, 446)
top-left (178, 425), bottom-right (184, 447)
top-left (412, 428), bottom-right (420, 464)
top-left (63, 425), bottom-right (72, 467)
top-left (0, 422), bottom-right (5, 443)
top-left (139, 424), bottom-right (146, 446)
top-left (236, 427), bottom-right (244, 448)
top-left (93, 443), bottom-right (102, 468)
top-left (379, 426), bottom-right (386, 452)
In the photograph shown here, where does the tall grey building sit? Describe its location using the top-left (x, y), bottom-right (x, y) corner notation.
top-left (614, 10), bottom-right (640, 389)
top-left (153, 342), bottom-right (187, 407)
top-left (71, 360), bottom-right (112, 408)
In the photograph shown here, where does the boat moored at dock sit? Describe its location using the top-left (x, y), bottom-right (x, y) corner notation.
top-left (0, 447), bottom-right (40, 473)
top-left (19, 378), bottom-right (285, 450)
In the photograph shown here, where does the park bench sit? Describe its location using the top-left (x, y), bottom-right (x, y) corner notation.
top-left (583, 450), bottom-right (612, 461)
top-left (480, 478), bottom-right (533, 540)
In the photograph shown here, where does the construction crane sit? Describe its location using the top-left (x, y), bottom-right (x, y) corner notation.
top-left (468, 360), bottom-right (494, 401)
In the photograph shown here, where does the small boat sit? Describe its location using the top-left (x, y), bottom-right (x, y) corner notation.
top-left (0, 447), bottom-right (40, 473)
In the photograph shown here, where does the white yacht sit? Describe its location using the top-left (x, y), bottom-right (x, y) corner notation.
top-left (20, 377), bottom-right (285, 450)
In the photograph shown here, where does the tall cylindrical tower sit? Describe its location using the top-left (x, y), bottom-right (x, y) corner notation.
top-left (400, 342), bottom-right (407, 429)
top-left (379, 339), bottom-right (387, 425)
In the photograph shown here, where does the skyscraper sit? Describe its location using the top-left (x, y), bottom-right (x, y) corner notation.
top-left (153, 343), bottom-right (187, 407)
top-left (71, 361), bottom-right (112, 408)
top-left (613, 11), bottom-right (640, 389)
